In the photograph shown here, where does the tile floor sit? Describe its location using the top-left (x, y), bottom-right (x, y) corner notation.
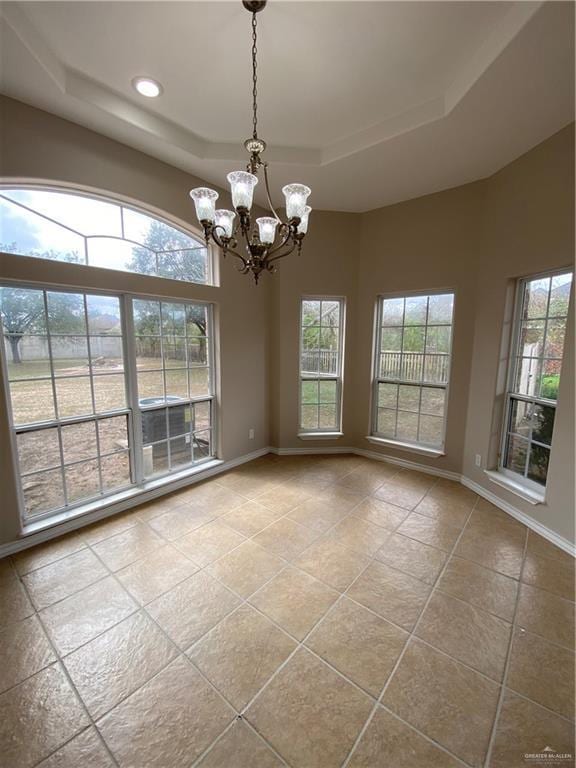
top-left (0, 453), bottom-right (574, 768)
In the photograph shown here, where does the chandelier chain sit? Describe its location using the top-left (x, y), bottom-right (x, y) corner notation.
top-left (251, 11), bottom-right (258, 139)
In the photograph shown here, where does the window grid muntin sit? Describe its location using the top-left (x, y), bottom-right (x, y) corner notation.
top-left (299, 298), bottom-right (344, 433)
top-left (0, 185), bottom-right (211, 286)
top-left (372, 291), bottom-right (454, 450)
top-left (1, 282), bottom-right (216, 523)
top-left (500, 269), bottom-right (572, 488)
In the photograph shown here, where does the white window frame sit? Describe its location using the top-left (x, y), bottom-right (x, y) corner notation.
top-left (498, 267), bottom-right (573, 494)
top-left (0, 280), bottom-right (217, 525)
top-left (298, 296), bottom-right (345, 436)
top-left (370, 288), bottom-right (455, 453)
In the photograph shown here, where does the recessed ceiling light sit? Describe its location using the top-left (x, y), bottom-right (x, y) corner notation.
top-left (132, 77), bottom-right (162, 98)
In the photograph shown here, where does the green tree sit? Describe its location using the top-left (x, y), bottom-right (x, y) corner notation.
top-left (129, 220), bottom-right (206, 283)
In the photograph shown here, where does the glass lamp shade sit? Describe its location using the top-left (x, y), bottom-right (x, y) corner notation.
top-left (256, 217), bottom-right (279, 245)
top-left (227, 171), bottom-right (258, 210)
top-left (189, 188), bottom-right (218, 222)
top-left (282, 183), bottom-right (311, 220)
top-left (297, 206), bottom-right (312, 235)
top-left (214, 209), bottom-right (236, 239)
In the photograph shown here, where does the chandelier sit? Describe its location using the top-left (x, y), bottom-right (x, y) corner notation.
top-left (189, 0), bottom-right (311, 284)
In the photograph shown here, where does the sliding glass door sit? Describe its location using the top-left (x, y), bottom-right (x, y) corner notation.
top-left (0, 283), bottom-right (216, 523)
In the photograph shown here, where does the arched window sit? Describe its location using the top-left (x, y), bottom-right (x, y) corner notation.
top-left (0, 186), bottom-right (210, 284)
top-left (0, 185), bottom-right (216, 524)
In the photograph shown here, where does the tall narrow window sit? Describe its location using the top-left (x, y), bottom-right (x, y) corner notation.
top-left (500, 270), bottom-right (573, 488)
top-left (299, 297), bottom-right (345, 434)
top-left (1, 284), bottom-right (216, 522)
top-left (372, 291), bottom-right (455, 450)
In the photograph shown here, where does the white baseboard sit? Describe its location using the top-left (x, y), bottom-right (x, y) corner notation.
top-left (0, 446), bottom-right (271, 559)
top-left (3, 444), bottom-right (573, 560)
top-left (461, 476), bottom-right (575, 557)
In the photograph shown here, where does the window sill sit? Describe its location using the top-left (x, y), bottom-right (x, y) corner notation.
top-left (484, 470), bottom-right (545, 505)
top-left (365, 435), bottom-right (445, 458)
top-left (22, 459), bottom-right (224, 537)
top-left (298, 432), bottom-right (344, 441)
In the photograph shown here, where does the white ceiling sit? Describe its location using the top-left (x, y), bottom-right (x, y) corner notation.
top-left (0, 1), bottom-right (574, 212)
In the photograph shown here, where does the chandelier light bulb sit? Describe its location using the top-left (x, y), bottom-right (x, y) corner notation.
top-left (282, 184), bottom-right (312, 220)
top-left (189, 188), bottom-right (219, 222)
top-left (297, 206), bottom-right (312, 235)
top-left (256, 217), bottom-right (279, 245)
top-left (214, 209), bottom-right (236, 239)
top-left (227, 171), bottom-right (258, 210)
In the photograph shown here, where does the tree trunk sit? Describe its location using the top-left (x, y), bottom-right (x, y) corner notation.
top-left (8, 335), bottom-right (22, 364)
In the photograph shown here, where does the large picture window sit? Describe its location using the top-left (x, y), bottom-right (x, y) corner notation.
top-left (500, 270), bottom-right (572, 488)
top-left (372, 291), bottom-right (454, 450)
top-left (1, 284), bottom-right (216, 522)
top-left (0, 186), bottom-right (211, 284)
top-left (299, 297), bottom-right (345, 433)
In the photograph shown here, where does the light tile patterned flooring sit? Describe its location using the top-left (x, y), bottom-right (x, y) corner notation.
top-left (0, 454), bottom-right (574, 768)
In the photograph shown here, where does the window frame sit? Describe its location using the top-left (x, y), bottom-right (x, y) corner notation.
top-left (498, 267), bottom-right (573, 493)
top-left (0, 278), bottom-right (217, 525)
top-left (298, 295), bottom-right (346, 436)
top-left (370, 288), bottom-right (456, 453)
top-left (0, 182), bottom-right (216, 286)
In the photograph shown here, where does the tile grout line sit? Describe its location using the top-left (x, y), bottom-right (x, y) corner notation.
top-left (482, 527), bottom-right (530, 768)
top-left (340, 488), bottom-right (480, 768)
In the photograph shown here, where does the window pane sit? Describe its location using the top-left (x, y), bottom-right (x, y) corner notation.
top-left (302, 351), bottom-right (319, 375)
top-left (428, 294), bottom-right (454, 325)
top-left (302, 380), bottom-right (318, 404)
top-left (88, 238), bottom-right (150, 272)
top-left (301, 404), bottom-right (318, 430)
top-left (0, 286), bottom-right (47, 336)
top-left (544, 319), bottom-right (566, 359)
top-left (519, 321), bottom-right (544, 356)
top-left (101, 451), bottom-right (131, 491)
top-left (136, 337), bottom-right (163, 370)
top-left (168, 405), bottom-right (192, 438)
top-left (5, 335), bottom-right (51, 379)
top-left (22, 469), bottom-right (65, 518)
top-left (65, 459), bottom-right (100, 503)
top-left (165, 370), bottom-right (189, 400)
top-left (426, 326), bottom-right (451, 354)
top-left (382, 298), bottom-right (404, 326)
top-left (319, 404), bottom-right (337, 429)
top-left (164, 338), bottom-right (187, 368)
top-left (398, 385), bottom-right (420, 412)
top-left (380, 352), bottom-right (401, 379)
top-left (162, 303), bottom-right (186, 335)
top-left (143, 442), bottom-right (169, 477)
top-left (531, 403), bottom-right (555, 446)
top-left (17, 428), bottom-right (61, 474)
top-left (98, 415), bottom-right (128, 454)
top-left (188, 338), bottom-right (208, 367)
top-left (90, 336), bottom-right (124, 373)
top-left (420, 387), bottom-right (445, 416)
top-left (61, 421), bottom-right (98, 463)
top-left (86, 295), bottom-right (122, 334)
top-left (138, 371), bottom-right (165, 401)
top-left (142, 409), bottom-right (167, 444)
top-left (401, 354), bottom-right (423, 382)
top-left (539, 359), bottom-right (562, 400)
top-left (508, 398), bottom-right (531, 438)
top-left (378, 383), bottom-right (398, 408)
top-left (319, 380), bottom-right (337, 403)
top-left (46, 292), bottom-right (86, 334)
top-left (50, 337), bottom-right (89, 376)
top-left (396, 411), bottom-right (418, 441)
top-left (157, 248), bottom-right (208, 283)
top-left (93, 374), bottom-right (126, 413)
top-left (10, 380), bottom-right (55, 425)
top-left (527, 445), bottom-right (550, 486)
top-left (505, 434), bottom-right (528, 475)
top-left (380, 327), bottom-right (402, 352)
top-left (404, 296), bottom-right (427, 326)
top-left (194, 401), bottom-right (211, 431)
top-left (514, 357), bottom-right (541, 397)
top-left (133, 301), bottom-right (161, 335)
top-left (550, 273), bottom-right (572, 316)
top-left (377, 408), bottom-right (396, 436)
top-left (55, 376), bottom-right (93, 417)
top-left (189, 367), bottom-right (210, 397)
top-left (424, 354), bottom-right (448, 384)
top-left (523, 277), bottom-right (550, 319)
top-left (402, 327), bottom-right (425, 353)
top-left (193, 430), bottom-right (212, 461)
top-left (170, 436), bottom-right (192, 468)
top-left (302, 301), bottom-right (321, 326)
top-left (322, 301), bottom-right (340, 328)
top-left (418, 415), bottom-right (443, 446)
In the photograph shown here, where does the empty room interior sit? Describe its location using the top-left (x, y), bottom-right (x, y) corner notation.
top-left (0, 1), bottom-right (574, 767)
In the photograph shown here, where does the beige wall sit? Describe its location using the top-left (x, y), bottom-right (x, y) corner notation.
top-left (0, 95), bottom-right (574, 548)
top-left (0, 96), bottom-right (272, 546)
